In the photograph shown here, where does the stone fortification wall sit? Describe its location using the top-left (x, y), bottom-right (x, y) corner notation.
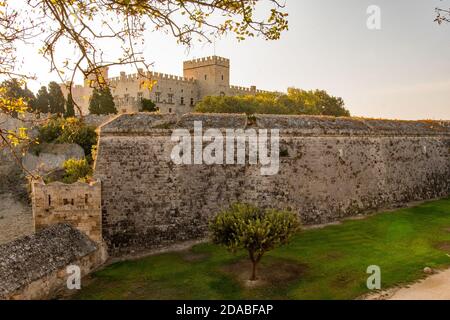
top-left (94, 113), bottom-right (450, 254)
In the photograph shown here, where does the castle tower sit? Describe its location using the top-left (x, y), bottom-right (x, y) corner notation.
top-left (183, 56), bottom-right (230, 98)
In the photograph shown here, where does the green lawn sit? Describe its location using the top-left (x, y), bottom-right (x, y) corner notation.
top-left (74, 198), bottom-right (450, 300)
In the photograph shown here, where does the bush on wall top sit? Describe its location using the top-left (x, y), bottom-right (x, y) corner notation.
top-left (61, 158), bottom-right (93, 184)
top-left (37, 116), bottom-right (97, 160)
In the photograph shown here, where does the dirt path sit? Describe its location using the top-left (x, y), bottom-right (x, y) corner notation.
top-left (0, 193), bottom-right (33, 245)
top-left (366, 269), bottom-right (450, 300)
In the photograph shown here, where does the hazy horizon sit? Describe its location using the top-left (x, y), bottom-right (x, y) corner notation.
top-left (20, 0), bottom-right (450, 120)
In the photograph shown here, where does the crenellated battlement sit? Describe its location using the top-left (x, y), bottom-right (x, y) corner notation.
top-left (229, 85), bottom-right (273, 95)
top-left (229, 85), bottom-right (255, 93)
top-left (183, 55), bottom-right (230, 69)
top-left (108, 70), bottom-right (197, 84)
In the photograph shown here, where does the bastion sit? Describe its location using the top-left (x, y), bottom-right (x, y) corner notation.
top-left (94, 113), bottom-right (450, 255)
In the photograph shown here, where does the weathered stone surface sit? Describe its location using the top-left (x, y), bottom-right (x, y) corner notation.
top-left (177, 113), bottom-right (247, 129)
top-left (0, 193), bottom-right (32, 245)
top-left (83, 114), bottom-right (114, 128)
top-left (99, 113), bottom-right (178, 134)
top-left (0, 149), bottom-right (32, 245)
top-left (22, 143), bottom-right (85, 175)
top-left (0, 112), bottom-right (49, 134)
top-left (94, 113), bottom-right (450, 255)
top-left (255, 114), bottom-right (370, 133)
top-left (255, 114), bottom-right (450, 135)
top-left (0, 223), bottom-right (103, 300)
top-left (32, 179), bottom-right (102, 243)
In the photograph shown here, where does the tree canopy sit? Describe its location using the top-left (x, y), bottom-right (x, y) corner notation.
top-left (140, 98), bottom-right (158, 113)
top-left (38, 117), bottom-right (97, 159)
top-left (35, 86), bottom-right (50, 114)
top-left (89, 87), bottom-right (117, 115)
top-left (210, 203), bottom-right (300, 281)
top-left (48, 82), bottom-right (66, 115)
top-left (33, 82), bottom-right (68, 115)
top-left (65, 92), bottom-right (75, 117)
top-left (0, 79), bottom-right (35, 102)
top-left (195, 88), bottom-right (351, 117)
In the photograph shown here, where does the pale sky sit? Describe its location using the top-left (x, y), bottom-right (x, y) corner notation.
top-left (23, 0), bottom-right (450, 120)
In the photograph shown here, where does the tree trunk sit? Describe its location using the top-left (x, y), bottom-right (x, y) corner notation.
top-left (251, 260), bottom-right (258, 281)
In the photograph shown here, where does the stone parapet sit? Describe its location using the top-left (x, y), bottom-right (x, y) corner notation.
top-left (94, 113), bottom-right (450, 255)
top-left (32, 179), bottom-right (102, 243)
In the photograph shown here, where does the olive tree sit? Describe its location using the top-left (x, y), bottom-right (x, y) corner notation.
top-left (210, 203), bottom-right (300, 281)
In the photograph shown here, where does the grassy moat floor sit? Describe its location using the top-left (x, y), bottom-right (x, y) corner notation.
top-left (73, 198), bottom-right (450, 300)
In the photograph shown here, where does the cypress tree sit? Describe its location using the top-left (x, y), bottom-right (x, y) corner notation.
top-left (89, 86), bottom-right (117, 115)
top-left (48, 81), bottom-right (66, 115)
top-left (35, 86), bottom-right (50, 113)
top-left (88, 88), bottom-right (102, 115)
top-left (65, 92), bottom-right (75, 117)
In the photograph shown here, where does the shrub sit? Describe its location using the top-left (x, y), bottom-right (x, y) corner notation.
top-left (38, 116), bottom-right (64, 143)
top-left (28, 143), bottom-right (43, 156)
top-left (56, 118), bottom-right (97, 158)
top-left (140, 98), bottom-right (158, 112)
top-left (210, 203), bottom-right (300, 281)
top-left (91, 144), bottom-right (98, 163)
top-left (62, 158), bottom-right (92, 184)
top-left (38, 117), bottom-right (97, 159)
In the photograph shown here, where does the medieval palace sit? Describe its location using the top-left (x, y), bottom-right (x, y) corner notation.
top-left (61, 56), bottom-right (270, 115)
